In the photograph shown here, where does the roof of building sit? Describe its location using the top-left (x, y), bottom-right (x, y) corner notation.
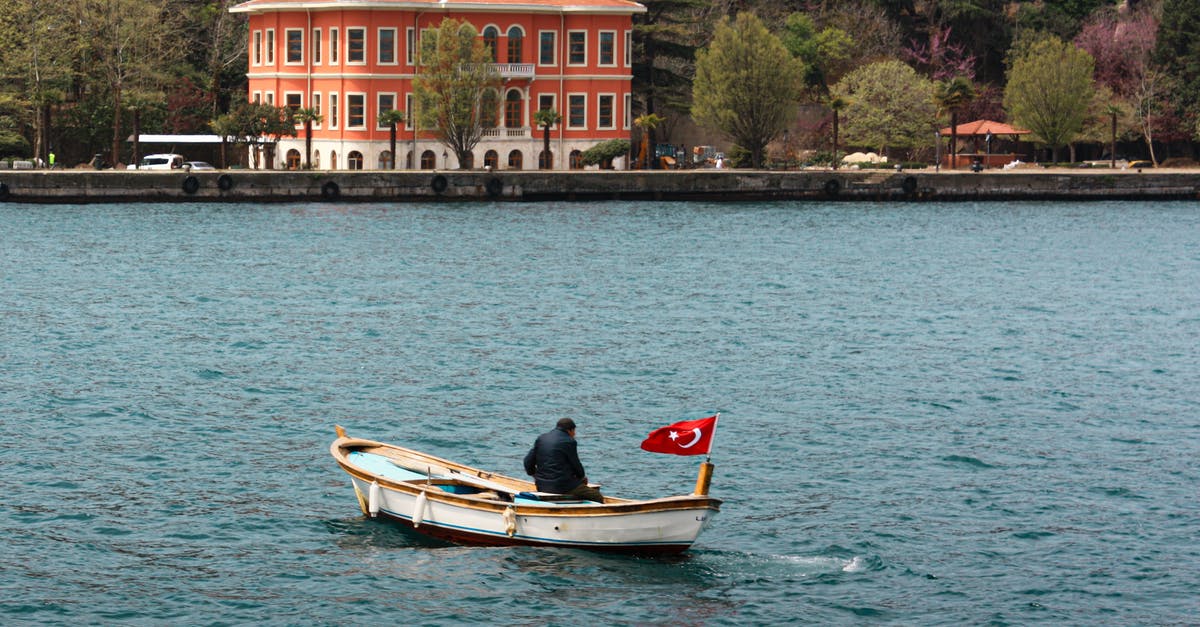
top-left (939, 120), bottom-right (1031, 137)
top-left (230, 0), bottom-right (645, 14)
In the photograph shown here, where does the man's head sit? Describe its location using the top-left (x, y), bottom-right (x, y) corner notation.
top-left (556, 418), bottom-right (576, 434)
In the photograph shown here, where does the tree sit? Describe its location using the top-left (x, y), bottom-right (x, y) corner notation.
top-left (633, 113), bottom-right (664, 169)
top-left (77, 0), bottom-right (182, 165)
top-left (933, 76), bottom-right (976, 168)
top-left (581, 139), bottom-right (630, 169)
top-left (377, 109), bottom-right (405, 170)
top-left (533, 108), bottom-right (561, 170)
top-left (692, 12), bottom-right (805, 169)
top-left (781, 12), bottom-right (854, 96)
top-left (413, 18), bottom-right (501, 170)
top-left (832, 59), bottom-right (935, 160)
top-left (1005, 36), bottom-right (1095, 163)
top-left (632, 0), bottom-right (709, 121)
top-left (295, 107), bottom-right (324, 169)
top-left (0, 0), bottom-right (79, 164)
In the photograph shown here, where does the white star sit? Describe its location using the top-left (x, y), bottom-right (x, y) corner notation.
top-left (668, 430), bottom-right (679, 441)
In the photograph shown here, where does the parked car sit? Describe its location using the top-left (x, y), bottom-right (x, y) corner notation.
top-left (185, 161), bottom-right (215, 171)
top-left (128, 154), bottom-right (185, 170)
top-left (1127, 160), bottom-right (1153, 169)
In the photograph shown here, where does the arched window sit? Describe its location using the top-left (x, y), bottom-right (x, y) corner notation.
top-left (406, 151), bottom-right (414, 169)
top-left (570, 149), bottom-right (584, 170)
top-left (505, 89), bottom-right (523, 129)
top-left (507, 150), bottom-right (523, 170)
top-left (329, 151), bottom-right (338, 170)
top-left (538, 150), bottom-right (553, 169)
top-left (348, 151), bottom-right (363, 170)
top-left (379, 150), bottom-right (394, 170)
top-left (286, 149), bottom-right (302, 170)
top-left (483, 27), bottom-right (499, 63)
top-left (506, 26), bottom-right (523, 64)
top-left (484, 150), bottom-right (499, 169)
top-left (421, 150), bottom-right (436, 169)
top-left (312, 150), bottom-right (321, 169)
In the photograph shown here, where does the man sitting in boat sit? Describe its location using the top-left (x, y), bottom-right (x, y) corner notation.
top-left (523, 418), bottom-right (604, 502)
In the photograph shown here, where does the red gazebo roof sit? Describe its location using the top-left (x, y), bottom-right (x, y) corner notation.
top-left (939, 120), bottom-right (1030, 136)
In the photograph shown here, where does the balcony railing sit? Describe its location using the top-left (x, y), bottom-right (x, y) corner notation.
top-left (482, 127), bottom-right (531, 138)
top-left (463, 63), bottom-right (536, 79)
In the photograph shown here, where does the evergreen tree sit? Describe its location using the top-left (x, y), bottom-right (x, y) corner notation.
top-left (692, 12), bottom-right (804, 168)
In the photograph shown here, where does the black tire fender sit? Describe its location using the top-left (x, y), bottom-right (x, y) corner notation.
top-left (217, 174), bottom-right (234, 191)
top-left (902, 175), bottom-right (918, 194)
top-left (321, 180), bottom-right (340, 200)
top-left (0, 181), bottom-right (9, 201)
top-left (486, 177), bottom-right (503, 197)
top-left (431, 174), bottom-right (448, 194)
top-left (182, 175), bottom-right (200, 195)
top-left (824, 178), bottom-right (841, 196)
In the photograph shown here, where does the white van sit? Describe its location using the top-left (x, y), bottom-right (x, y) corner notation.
top-left (129, 154), bottom-right (185, 170)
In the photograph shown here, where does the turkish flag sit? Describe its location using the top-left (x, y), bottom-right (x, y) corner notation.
top-left (640, 415), bottom-right (719, 456)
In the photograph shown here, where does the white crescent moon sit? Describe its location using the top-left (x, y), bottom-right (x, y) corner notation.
top-left (677, 428), bottom-right (702, 448)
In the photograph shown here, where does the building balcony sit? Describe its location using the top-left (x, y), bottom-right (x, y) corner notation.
top-left (492, 63), bottom-right (535, 79)
top-left (482, 127), bottom-right (531, 138)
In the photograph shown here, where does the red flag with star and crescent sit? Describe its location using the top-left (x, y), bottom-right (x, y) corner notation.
top-left (640, 415), bottom-right (719, 456)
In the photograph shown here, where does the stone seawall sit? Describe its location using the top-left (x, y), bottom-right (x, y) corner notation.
top-left (2, 169), bottom-right (1199, 203)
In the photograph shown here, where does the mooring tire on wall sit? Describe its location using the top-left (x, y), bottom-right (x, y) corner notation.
top-left (0, 182), bottom-right (9, 201)
top-left (431, 174), bottom-right (448, 194)
top-left (902, 175), bottom-right (918, 194)
top-left (217, 174), bottom-right (234, 191)
top-left (824, 178), bottom-right (841, 196)
top-left (486, 177), bottom-right (503, 197)
top-left (321, 180), bottom-right (340, 200)
top-left (182, 175), bottom-right (200, 195)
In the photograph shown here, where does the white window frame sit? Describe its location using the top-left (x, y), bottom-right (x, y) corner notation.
top-left (312, 92), bottom-right (323, 128)
top-left (264, 92), bottom-right (274, 105)
top-left (378, 27), bottom-right (397, 65)
top-left (567, 30), bottom-right (587, 66)
top-left (265, 29), bottom-right (275, 65)
top-left (285, 29), bottom-right (304, 65)
top-left (330, 28), bottom-right (340, 65)
top-left (538, 30), bottom-right (557, 66)
top-left (405, 94), bottom-right (414, 130)
top-left (312, 28), bottom-right (322, 65)
top-left (624, 30), bottom-right (632, 67)
top-left (406, 27), bottom-right (416, 66)
top-left (346, 27), bottom-right (367, 65)
top-left (376, 92), bottom-right (397, 129)
top-left (252, 31), bottom-right (262, 66)
top-left (284, 91), bottom-right (304, 112)
top-left (623, 93), bottom-right (632, 130)
top-left (598, 30), bottom-right (616, 67)
top-left (252, 91), bottom-right (262, 104)
top-left (329, 92), bottom-right (339, 129)
top-left (347, 92), bottom-right (367, 129)
top-left (597, 93), bottom-right (616, 129)
top-left (567, 92), bottom-right (587, 129)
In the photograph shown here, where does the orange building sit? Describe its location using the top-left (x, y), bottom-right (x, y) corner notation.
top-left (229, 0), bottom-right (645, 170)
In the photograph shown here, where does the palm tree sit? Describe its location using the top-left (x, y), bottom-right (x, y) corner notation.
top-left (1104, 104), bottom-right (1123, 169)
top-left (293, 107), bottom-right (323, 169)
top-left (533, 108), bottom-right (561, 169)
top-left (933, 76), bottom-right (976, 169)
top-left (633, 113), bottom-right (665, 169)
top-left (828, 95), bottom-right (850, 170)
top-left (377, 109), bottom-right (406, 170)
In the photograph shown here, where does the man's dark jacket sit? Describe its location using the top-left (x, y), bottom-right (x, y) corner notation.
top-left (523, 426), bottom-right (586, 493)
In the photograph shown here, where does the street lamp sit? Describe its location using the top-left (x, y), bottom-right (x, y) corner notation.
top-left (935, 131), bottom-right (942, 172)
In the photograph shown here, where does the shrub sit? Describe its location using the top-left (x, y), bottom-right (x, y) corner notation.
top-left (581, 139), bottom-right (630, 168)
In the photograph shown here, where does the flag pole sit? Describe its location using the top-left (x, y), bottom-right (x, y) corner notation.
top-left (693, 413), bottom-right (718, 496)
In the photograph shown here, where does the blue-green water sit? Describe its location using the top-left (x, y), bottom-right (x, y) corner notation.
top-left (2, 201), bottom-right (1197, 625)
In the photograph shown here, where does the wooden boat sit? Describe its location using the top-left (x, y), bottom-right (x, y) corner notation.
top-left (331, 426), bottom-right (722, 554)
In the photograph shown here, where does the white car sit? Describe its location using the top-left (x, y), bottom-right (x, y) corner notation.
top-left (128, 154), bottom-right (185, 170)
top-left (185, 161), bottom-right (215, 170)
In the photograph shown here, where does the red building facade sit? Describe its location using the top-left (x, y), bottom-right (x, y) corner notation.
top-left (229, 0), bottom-right (644, 170)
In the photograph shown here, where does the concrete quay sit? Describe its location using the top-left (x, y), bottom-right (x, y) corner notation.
top-left (2, 168), bottom-right (1199, 203)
